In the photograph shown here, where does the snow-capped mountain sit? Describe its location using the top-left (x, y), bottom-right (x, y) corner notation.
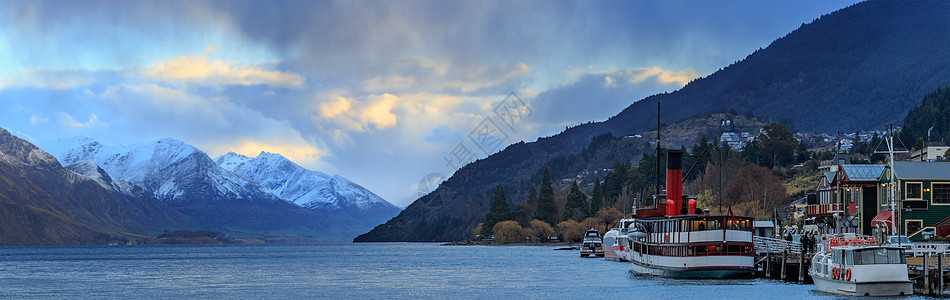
top-left (41, 137), bottom-right (339, 237)
top-left (215, 152), bottom-right (401, 227)
top-left (46, 137), bottom-right (280, 204)
top-left (65, 160), bottom-right (149, 200)
top-left (0, 128), bottom-right (185, 245)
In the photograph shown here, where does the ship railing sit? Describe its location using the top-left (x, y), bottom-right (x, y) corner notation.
top-left (753, 236), bottom-right (802, 255)
top-left (909, 243), bottom-right (950, 257)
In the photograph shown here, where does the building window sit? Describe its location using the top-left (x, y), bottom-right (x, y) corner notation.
top-left (906, 220), bottom-right (923, 237)
top-left (933, 183), bottom-right (950, 204)
top-left (906, 182), bottom-right (922, 199)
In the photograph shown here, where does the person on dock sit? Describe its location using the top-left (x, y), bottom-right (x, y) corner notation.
top-left (801, 232), bottom-right (811, 254)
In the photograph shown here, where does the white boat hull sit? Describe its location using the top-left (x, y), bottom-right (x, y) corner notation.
top-left (812, 276), bottom-right (912, 297)
top-left (629, 254), bottom-right (755, 279)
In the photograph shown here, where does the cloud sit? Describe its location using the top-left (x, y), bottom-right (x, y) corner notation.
top-left (362, 75), bottom-right (416, 92)
top-left (626, 66), bottom-right (698, 86)
top-left (529, 67), bottom-right (702, 132)
top-left (315, 93), bottom-right (400, 133)
top-left (90, 83), bottom-right (329, 168)
top-left (604, 76), bottom-right (616, 88)
top-left (56, 112), bottom-right (101, 128)
top-left (145, 54), bottom-right (303, 88)
top-left (0, 68), bottom-right (105, 90)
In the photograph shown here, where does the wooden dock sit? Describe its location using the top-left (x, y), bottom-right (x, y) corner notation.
top-left (907, 253), bottom-right (949, 297)
top-left (753, 236), bottom-right (812, 283)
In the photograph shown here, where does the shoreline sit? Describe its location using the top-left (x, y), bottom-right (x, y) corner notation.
top-left (441, 240), bottom-right (576, 247)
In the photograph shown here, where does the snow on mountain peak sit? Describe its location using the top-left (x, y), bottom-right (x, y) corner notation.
top-left (214, 151), bottom-right (397, 211)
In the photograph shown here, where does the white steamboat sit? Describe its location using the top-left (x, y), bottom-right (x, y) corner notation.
top-left (625, 150), bottom-right (755, 279)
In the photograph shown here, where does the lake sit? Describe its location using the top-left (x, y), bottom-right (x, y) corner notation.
top-left (0, 243), bottom-right (932, 299)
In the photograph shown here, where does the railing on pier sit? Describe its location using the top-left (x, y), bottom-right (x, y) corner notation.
top-left (753, 236), bottom-right (802, 255)
top-left (910, 243), bottom-right (950, 257)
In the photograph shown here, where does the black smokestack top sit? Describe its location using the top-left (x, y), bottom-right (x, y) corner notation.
top-left (667, 150), bottom-right (682, 170)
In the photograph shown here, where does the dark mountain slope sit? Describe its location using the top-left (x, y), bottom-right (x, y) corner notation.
top-left (357, 0), bottom-right (950, 241)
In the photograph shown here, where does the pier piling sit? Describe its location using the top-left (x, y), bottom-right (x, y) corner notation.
top-left (924, 255), bottom-right (929, 295)
top-left (940, 255), bottom-right (945, 296)
top-left (798, 254), bottom-right (805, 282)
top-left (781, 250), bottom-right (787, 281)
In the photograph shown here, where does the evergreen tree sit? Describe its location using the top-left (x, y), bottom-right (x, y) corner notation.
top-left (528, 186), bottom-right (538, 207)
top-left (561, 181), bottom-right (589, 222)
top-left (758, 122), bottom-right (797, 168)
top-left (590, 176), bottom-right (603, 214)
top-left (794, 142), bottom-right (810, 164)
top-left (482, 185), bottom-right (511, 236)
top-left (532, 168), bottom-right (559, 226)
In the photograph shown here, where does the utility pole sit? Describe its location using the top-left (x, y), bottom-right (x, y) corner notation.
top-left (889, 124), bottom-right (899, 237)
top-left (718, 147), bottom-right (723, 215)
top-left (656, 101), bottom-right (661, 203)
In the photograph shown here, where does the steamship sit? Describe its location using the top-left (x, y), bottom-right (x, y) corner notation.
top-left (625, 150), bottom-right (756, 279)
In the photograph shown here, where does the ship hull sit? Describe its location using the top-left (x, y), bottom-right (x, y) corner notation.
top-left (629, 256), bottom-right (755, 279)
top-left (812, 276), bottom-right (912, 297)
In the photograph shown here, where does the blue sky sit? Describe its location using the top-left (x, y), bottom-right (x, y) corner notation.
top-left (0, 0), bottom-right (858, 206)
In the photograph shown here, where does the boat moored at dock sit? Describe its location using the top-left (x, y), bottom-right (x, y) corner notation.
top-left (581, 229), bottom-right (604, 257)
top-left (809, 234), bottom-right (913, 297)
top-left (625, 150), bottom-right (756, 279)
top-left (603, 219), bottom-right (634, 262)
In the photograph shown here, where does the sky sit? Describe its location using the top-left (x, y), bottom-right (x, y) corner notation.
top-left (0, 0), bottom-right (859, 207)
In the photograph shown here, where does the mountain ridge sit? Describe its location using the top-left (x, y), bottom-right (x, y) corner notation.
top-left (356, 0), bottom-right (950, 242)
top-left (214, 151), bottom-right (401, 228)
top-left (0, 128), bottom-right (187, 245)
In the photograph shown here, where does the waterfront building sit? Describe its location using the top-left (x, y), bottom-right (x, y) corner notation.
top-left (876, 161), bottom-right (950, 241)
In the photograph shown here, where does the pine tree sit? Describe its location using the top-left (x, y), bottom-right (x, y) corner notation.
top-left (590, 176), bottom-right (603, 213)
top-left (532, 168), bottom-right (559, 226)
top-left (561, 181), bottom-right (589, 222)
top-left (482, 185), bottom-right (511, 236)
top-left (528, 186), bottom-right (538, 207)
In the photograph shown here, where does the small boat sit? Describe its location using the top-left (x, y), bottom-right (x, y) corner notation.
top-left (603, 219), bottom-right (634, 262)
top-left (580, 229), bottom-right (604, 257)
top-left (809, 234), bottom-right (913, 297)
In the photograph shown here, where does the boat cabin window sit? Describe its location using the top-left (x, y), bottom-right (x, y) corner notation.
top-left (832, 250), bottom-right (842, 264)
top-left (586, 231), bottom-right (599, 238)
top-left (603, 237), bottom-right (615, 247)
top-left (844, 250), bottom-right (853, 266)
top-left (853, 248), bottom-right (906, 265)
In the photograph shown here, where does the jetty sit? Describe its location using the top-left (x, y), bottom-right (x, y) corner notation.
top-left (754, 236), bottom-right (811, 282)
top-left (906, 244), bottom-right (950, 297)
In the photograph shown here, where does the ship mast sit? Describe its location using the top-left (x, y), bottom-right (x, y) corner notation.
top-left (887, 125), bottom-right (898, 236)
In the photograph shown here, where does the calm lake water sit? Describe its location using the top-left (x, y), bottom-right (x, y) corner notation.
top-left (0, 243), bottom-right (932, 299)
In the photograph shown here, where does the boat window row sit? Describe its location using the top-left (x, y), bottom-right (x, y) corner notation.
top-left (639, 217), bottom-right (753, 234)
top-left (631, 242), bottom-right (754, 257)
top-left (844, 248), bottom-right (905, 265)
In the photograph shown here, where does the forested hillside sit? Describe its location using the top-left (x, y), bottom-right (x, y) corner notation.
top-left (357, 0), bottom-right (950, 242)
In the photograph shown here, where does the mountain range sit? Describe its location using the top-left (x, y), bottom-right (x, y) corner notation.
top-left (356, 0), bottom-right (950, 242)
top-left (0, 128), bottom-right (187, 245)
top-left (4, 135), bottom-right (401, 243)
top-left (215, 151), bottom-right (401, 228)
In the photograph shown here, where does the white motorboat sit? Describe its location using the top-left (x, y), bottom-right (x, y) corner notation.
top-left (809, 234), bottom-right (913, 296)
